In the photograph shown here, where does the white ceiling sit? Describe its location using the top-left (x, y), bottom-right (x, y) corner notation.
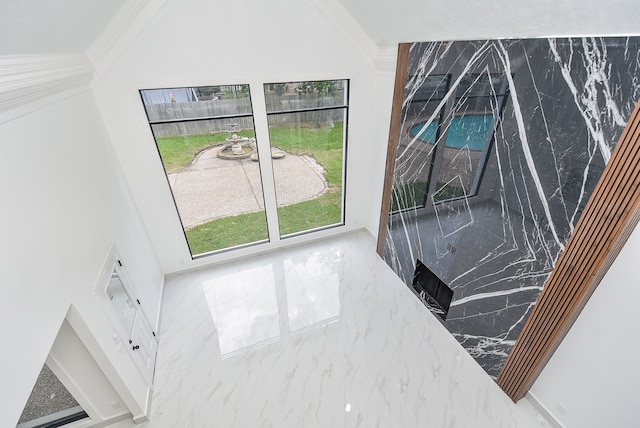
top-left (1, 0), bottom-right (639, 58)
top-left (338, 0), bottom-right (640, 47)
top-left (0, 0), bottom-right (127, 55)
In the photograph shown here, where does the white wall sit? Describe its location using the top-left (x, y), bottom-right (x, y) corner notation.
top-left (529, 221), bottom-right (640, 427)
top-left (369, 68), bottom-right (396, 234)
top-left (47, 319), bottom-right (129, 424)
top-left (92, 0), bottom-right (382, 273)
top-left (0, 90), bottom-right (163, 426)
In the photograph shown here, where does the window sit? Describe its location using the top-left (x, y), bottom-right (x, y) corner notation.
top-left (140, 85), bottom-right (269, 257)
top-left (391, 72), bottom-right (509, 212)
top-left (392, 75), bottom-right (450, 211)
top-left (430, 73), bottom-right (508, 203)
top-left (264, 80), bottom-right (348, 237)
top-left (140, 80), bottom-right (348, 257)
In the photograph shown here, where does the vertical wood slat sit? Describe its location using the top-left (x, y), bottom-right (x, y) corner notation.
top-left (497, 99), bottom-right (640, 401)
top-left (499, 110), bottom-right (640, 396)
top-left (499, 106), bottom-right (640, 397)
top-left (377, 43), bottom-right (410, 256)
top-left (499, 115), bottom-right (640, 394)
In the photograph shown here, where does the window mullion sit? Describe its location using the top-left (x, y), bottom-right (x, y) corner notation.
top-left (426, 89), bottom-right (458, 203)
top-left (249, 82), bottom-right (281, 244)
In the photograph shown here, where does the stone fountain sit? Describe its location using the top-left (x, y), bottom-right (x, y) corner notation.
top-left (217, 124), bottom-right (256, 160)
top-left (216, 123), bottom-right (287, 161)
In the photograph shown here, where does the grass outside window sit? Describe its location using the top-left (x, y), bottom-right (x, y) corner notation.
top-left (156, 129), bottom-right (255, 173)
top-left (168, 122), bottom-right (344, 252)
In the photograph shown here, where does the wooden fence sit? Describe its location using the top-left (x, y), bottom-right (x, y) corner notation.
top-left (145, 94), bottom-right (346, 137)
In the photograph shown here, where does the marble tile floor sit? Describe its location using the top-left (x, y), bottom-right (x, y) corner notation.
top-left (115, 230), bottom-right (551, 427)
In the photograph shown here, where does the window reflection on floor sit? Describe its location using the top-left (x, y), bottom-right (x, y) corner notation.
top-left (285, 251), bottom-right (341, 332)
top-left (200, 247), bottom-right (343, 357)
top-left (203, 265), bottom-right (280, 357)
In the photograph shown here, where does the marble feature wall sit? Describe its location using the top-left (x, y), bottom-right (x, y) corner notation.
top-left (383, 37), bottom-right (640, 378)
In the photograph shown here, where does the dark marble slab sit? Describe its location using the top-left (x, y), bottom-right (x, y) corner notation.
top-left (383, 37), bottom-right (640, 378)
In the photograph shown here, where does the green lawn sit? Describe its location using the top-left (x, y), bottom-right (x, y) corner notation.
top-left (186, 210), bottom-right (269, 255)
top-left (390, 180), bottom-right (467, 212)
top-left (433, 181), bottom-right (466, 201)
top-left (391, 182), bottom-right (427, 212)
top-left (269, 122), bottom-right (343, 236)
top-left (268, 122), bottom-right (344, 187)
top-left (186, 191), bottom-right (342, 254)
top-left (278, 190), bottom-right (342, 236)
top-left (161, 122), bottom-right (345, 254)
top-left (156, 129), bottom-right (254, 173)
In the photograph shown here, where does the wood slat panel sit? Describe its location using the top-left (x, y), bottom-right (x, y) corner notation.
top-left (500, 117), bottom-right (640, 396)
top-left (376, 43), bottom-right (410, 256)
top-left (500, 133), bottom-right (640, 394)
top-left (499, 114), bottom-right (640, 396)
top-left (497, 99), bottom-right (640, 401)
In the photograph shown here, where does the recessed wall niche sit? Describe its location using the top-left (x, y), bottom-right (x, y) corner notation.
top-left (378, 38), bottom-right (640, 390)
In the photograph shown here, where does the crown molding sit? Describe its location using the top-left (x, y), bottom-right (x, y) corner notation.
top-left (0, 54), bottom-right (94, 123)
top-left (87, 0), bottom-right (167, 79)
top-left (373, 46), bottom-right (399, 76)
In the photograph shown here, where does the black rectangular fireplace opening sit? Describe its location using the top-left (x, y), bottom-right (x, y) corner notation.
top-left (412, 259), bottom-right (454, 320)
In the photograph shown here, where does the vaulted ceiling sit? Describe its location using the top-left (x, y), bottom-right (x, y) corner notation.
top-left (338, 0), bottom-right (640, 47)
top-left (0, 0), bottom-right (127, 55)
top-left (1, 0), bottom-right (638, 59)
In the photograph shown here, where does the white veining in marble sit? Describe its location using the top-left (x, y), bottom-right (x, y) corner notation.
top-left (113, 231), bottom-right (551, 427)
top-left (385, 37), bottom-right (640, 377)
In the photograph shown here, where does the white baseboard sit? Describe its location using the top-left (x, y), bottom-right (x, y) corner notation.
top-left (90, 412), bottom-right (132, 427)
top-left (525, 391), bottom-right (565, 428)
